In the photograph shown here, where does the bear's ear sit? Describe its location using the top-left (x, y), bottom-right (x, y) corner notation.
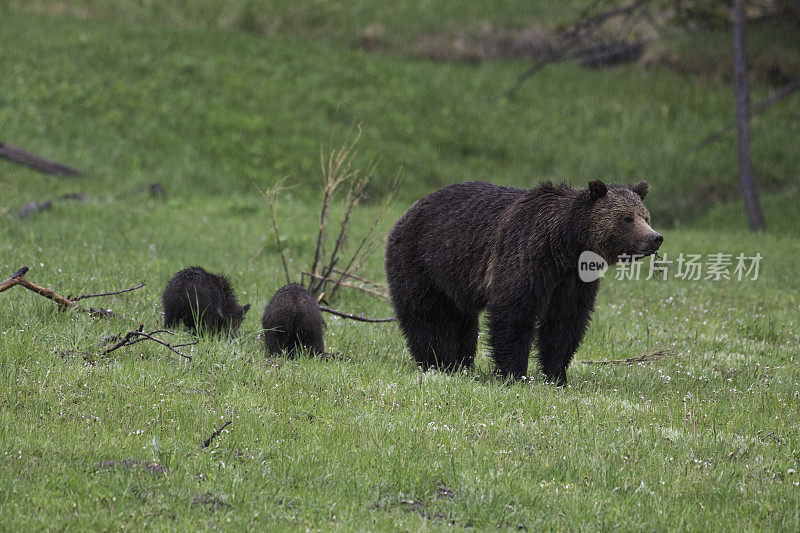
top-left (242, 303), bottom-right (251, 315)
top-left (588, 180), bottom-right (608, 201)
top-left (631, 180), bottom-right (649, 199)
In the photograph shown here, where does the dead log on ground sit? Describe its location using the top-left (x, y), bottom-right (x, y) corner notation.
top-left (0, 141), bottom-right (81, 176)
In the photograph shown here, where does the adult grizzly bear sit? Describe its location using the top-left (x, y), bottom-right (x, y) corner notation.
top-left (261, 283), bottom-right (325, 356)
top-left (162, 266), bottom-right (250, 335)
top-left (385, 180), bottom-right (662, 385)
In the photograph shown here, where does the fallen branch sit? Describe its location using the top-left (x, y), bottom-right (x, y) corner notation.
top-left (0, 267), bottom-right (30, 292)
top-left (577, 38), bottom-right (648, 68)
top-left (202, 420), bottom-right (232, 448)
top-left (0, 266), bottom-right (110, 316)
top-left (508, 0), bottom-right (656, 97)
top-left (0, 141), bottom-right (81, 176)
top-left (319, 305), bottom-right (395, 322)
top-left (70, 282), bottom-right (146, 302)
top-left (582, 347), bottom-right (673, 365)
top-left (695, 77), bottom-right (800, 150)
top-left (100, 325), bottom-right (196, 360)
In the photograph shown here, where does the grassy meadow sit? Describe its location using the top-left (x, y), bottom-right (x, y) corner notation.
top-left (1, 2), bottom-right (800, 531)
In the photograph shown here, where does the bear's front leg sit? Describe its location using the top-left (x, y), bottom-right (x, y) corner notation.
top-left (487, 295), bottom-right (543, 381)
top-left (536, 277), bottom-right (599, 386)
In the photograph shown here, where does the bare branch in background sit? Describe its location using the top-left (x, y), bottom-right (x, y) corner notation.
top-left (328, 172), bottom-right (400, 300)
top-left (257, 177), bottom-right (293, 285)
top-left (311, 126), bottom-right (363, 283)
top-left (695, 77), bottom-right (800, 150)
top-left (302, 271), bottom-right (389, 300)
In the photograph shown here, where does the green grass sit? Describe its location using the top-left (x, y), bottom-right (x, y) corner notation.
top-left (3, 194), bottom-right (800, 530)
top-left (1, 5), bottom-right (800, 531)
top-left (1, 9), bottom-right (798, 224)
top-left (2, 188), bottom-right (800, 530)
top-left (9, 0), bottom-right (586, 44)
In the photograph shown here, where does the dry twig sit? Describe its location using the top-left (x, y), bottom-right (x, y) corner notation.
top-left (70, 283), bottom-right (146, 302)
top-left (302, 271), bottom-right (389, 300)
top-left (309, 126), bottom-right (373, 295)
top-left (100, 324), bottom-right (196, 360)
top-left (328, 173), bottom-right (399, 300)
top-left (319, 305), bottom-right (395, 322)
top-left (257, 177), bottom-right (293, 285)
top-left (582, 347), bottom-right (673, 365)
top-left (311, 127), bottom-right (364, 282)
top-left (202, 420), bottom-right (232, 448)
top-left (261, 127), bottom-right (396, 302)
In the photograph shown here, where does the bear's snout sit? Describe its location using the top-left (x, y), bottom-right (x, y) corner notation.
top-left (647, 233), bottom-right (663, 252)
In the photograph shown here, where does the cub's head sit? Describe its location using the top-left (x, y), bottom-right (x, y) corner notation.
top-left (222, 303), bottom-right (251, 333)
top-left (587, 179), bottom-right (662, 264)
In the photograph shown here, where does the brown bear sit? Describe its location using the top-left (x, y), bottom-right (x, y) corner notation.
top-left (162, 266), bottom-right (250, 335)
top-left (261, 283), bottom-right (325, 356)
top-left (384, 180), bottom-right (662, 385)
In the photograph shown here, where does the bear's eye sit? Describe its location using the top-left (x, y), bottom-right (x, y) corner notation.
top-left (645, 217), bottom-right (650, 224)
top-left (624, 216), bottom-right (634, 223)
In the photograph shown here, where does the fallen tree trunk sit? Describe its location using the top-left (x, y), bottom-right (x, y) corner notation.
top-left (0, 141), bottom-right (81, 176)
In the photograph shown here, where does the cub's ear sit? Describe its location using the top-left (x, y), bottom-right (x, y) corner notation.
top-left (631, 180), bottom-right (649, 199)
top-left (242, 303), bottom-right (251, 315)
top-left (589, 180), bottom-right (608, 201)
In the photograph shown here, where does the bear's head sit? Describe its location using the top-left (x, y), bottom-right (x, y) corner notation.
top-left (222, 302), bottom-right (251, 333)
top-left (587, 179), bottom-right (662, 264)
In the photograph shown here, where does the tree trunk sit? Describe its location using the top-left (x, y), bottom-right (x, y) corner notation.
top-left (732, 0), bottom-right (765, 231)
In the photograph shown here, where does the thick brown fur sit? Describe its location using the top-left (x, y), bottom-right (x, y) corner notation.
top-left (162, 266), bottom-right (250, 335)
top-left (384, 180), bottom-right (662, 385)
top-left (261, 283), bottom-right (325, 356)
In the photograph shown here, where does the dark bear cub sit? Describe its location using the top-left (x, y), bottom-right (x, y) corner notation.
top-left (261, 283), bottom-right (324, 356)
top-left (162, 266), bottom-right (250, 335)
top-left (385, 179), bottom-right (662, 385)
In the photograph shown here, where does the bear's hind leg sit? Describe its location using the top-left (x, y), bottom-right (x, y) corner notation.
top-left (487, 307), bottom-right (537, 380)
top-left (395, 289), bottom-right (478, 372)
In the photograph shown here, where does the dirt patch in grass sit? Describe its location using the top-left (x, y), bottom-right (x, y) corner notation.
top-left (400, 497), bottom-right (458, 526)
top-left (435, 485), bottom-right (455, 499)
top-left (192, 492), bottom-right (229, 511)
top-left (95, 459), bottom-right (168, 475)
top-left (360, 22), bottom-right (558, 63)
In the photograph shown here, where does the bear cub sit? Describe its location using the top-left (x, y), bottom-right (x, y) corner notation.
top-left (385, 179), bottom-right (662, 385)
top-left (162, 266), bottom-right (250, 335)
top-left (261, 283), bottom-right (325, 356)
